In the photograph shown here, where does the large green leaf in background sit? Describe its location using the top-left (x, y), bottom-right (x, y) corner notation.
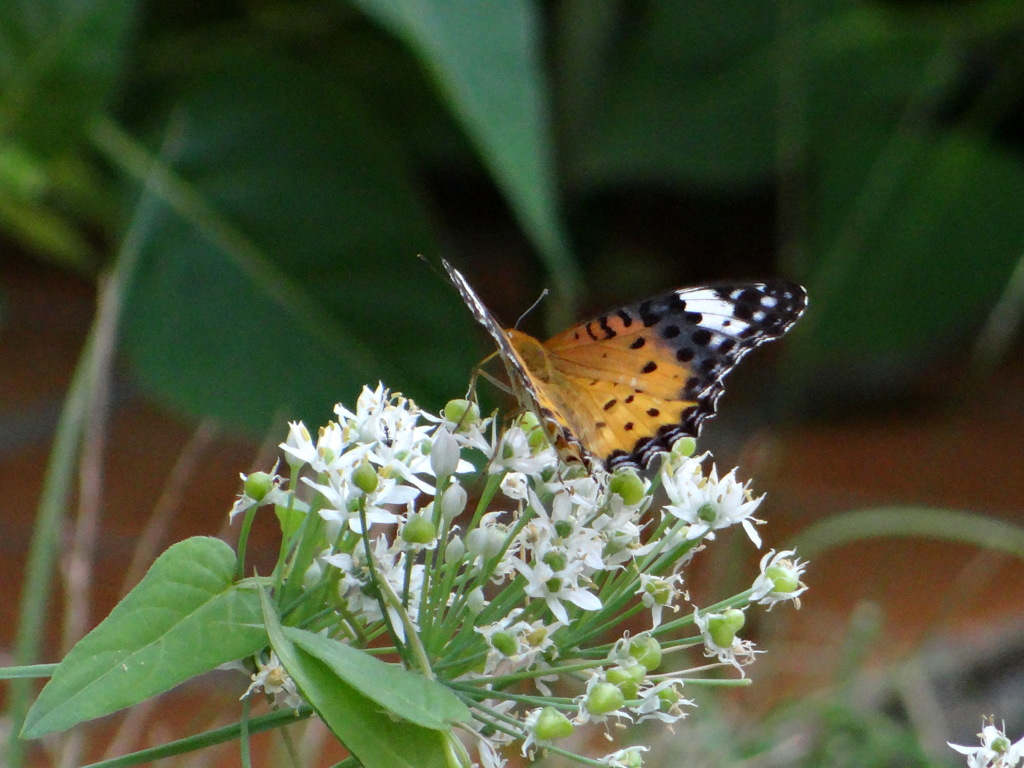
top-left (794, 12), bottom-right (1024, 377)
top-left (347, 0), bottom-right (582, 314)
top-left (570, 0), bottom-right (782, 189)
top-left (121, 54), bottom-right (479, 429)
top-left (800, 127), bottom-right (1024, 374)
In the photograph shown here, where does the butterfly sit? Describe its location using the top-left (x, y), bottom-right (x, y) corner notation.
top-left (443, 259), bottom-right (807, 470)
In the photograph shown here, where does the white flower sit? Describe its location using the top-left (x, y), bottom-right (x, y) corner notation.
top-left (692, 607), bottom-right (761, 673)
top-left (636, 573), bottom-right (685, 628)
top-left (500, 471), bottom-right (530, 500)
top-left (514, 554), bottom-right (601, 625)
top-left (324, 536), bottom-right (422, 641)
top-left (630, 679), bottom-right (694, 724)
top-left (477, 736), bottom-right (508, 768)
top-left (280, 421), bottom-right (317, 467)
top-left (475, 613), bottom-right (564, 675)
top-left (280, 420), bottom-right (349, 474)
top-left (662, 456), bottom-right (765, 547)
top-left (601, 746), bottom-right (649, 767)
top-left (306, 471), bottom-right (414, 534)
top-left (490, 424), bottom-right (557, 476)
top-left (751, 549), bottom-right (809, 609)
top-left (950, 722), bottom-right (1024, 768)
top-left (430, 427), bottom-right (462, 478)
top-left (574, 673), bottom-right (633, 727)
top-left (242, 651), bottom-right (303, 709)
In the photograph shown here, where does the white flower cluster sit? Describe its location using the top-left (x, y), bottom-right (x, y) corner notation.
top-left (951, 721), bottom-right (1024, 768)
top-left (230, 384), bottom-right (809, 767)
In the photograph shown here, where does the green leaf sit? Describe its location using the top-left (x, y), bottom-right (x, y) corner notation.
top-left (116, 53), bottom-right (479, 427)
top-left (22, 537), bottom-right (267, 738)
top-left (0, 0), bottom-right (137, 155)
top-left (572, 0), bottom-right (781, 188)
top-left (283, 626), bottom-right (471, 730)
top-left (348, 0), bottom-right (581, 308)
top-left (260, 591), bottom-right (450, 768)
top-left (795, 130), bottom-right (1024, 374)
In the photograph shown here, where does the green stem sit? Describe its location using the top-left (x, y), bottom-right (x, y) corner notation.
top-left (234, 504), bottom-right (260, 581)
top-left (375, 571), bottom-right (435, 681)
top-left (79, 708), bottom-right (313, 768)
top-left (6, 120), bottom-right (164, 766)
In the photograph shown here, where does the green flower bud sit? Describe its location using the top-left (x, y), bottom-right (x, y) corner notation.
top-left (352, 460), bottom-right (379, 493)
top-left (672, 436), bottom-right (697, 458)
top-left (765, 564), bottom-right (799, 593)
top-left (526, 425), bottom-right (549, 452)
top-left (243, 471), bottom-right (275, 502)
top-left (697, 503), bottom-right (718, 523)
top-left (585, 682), bottom-right (625, 715)
top-left (644, 578), bottom-right (673, 607)
top-left (534, 706), bottom-right (574, 740)
top-left (606, 663), bottom-right (645, 699)
top-left (401, 514), bottom-right (436, 544)
top-left (628, 635), bottom-right (662, 671)
top-left (554, 519), bottom-right (573, 538)
top-left (658, 684), bottom-right (682, 708)
top-left (708, 609), bottom-right (745, 648)
top-left (443, 399), bottom-right (480, 429)
top-left (609, 469), bottom-right (645, 506)
top-left (490, 631), bottom-right (517, 657)
top-left (519, 411), bottom-right (541, 432)
top-left (542, 551), bottom-right (566, 571)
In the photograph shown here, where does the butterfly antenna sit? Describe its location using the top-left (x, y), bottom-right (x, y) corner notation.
top-left (514, 288), bottom-right (549, 330)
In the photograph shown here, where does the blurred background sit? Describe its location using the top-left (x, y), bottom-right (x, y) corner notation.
top-left (2, 0), bottom-right (1023, 766)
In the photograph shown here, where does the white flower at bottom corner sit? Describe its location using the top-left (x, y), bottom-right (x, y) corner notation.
top-left (242, 651), bottom-right (304, 710)
top-left (949, 722), bottom-right (1024, 768)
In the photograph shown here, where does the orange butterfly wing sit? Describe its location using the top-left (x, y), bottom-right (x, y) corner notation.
top-left (442, 260), bottom-right (807, 470)
top-left (525, 284), bottom-right (807, 468)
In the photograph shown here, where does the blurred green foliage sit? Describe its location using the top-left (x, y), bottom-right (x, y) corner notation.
top-left (1, 0), bottom-right (1022, 429)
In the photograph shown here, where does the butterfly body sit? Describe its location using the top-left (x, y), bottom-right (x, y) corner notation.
top-left (444, 260), bottom-right (807, 470)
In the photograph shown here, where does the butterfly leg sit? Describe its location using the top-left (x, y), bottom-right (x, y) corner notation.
top-left (466, 351), bottom-right (512, 398)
